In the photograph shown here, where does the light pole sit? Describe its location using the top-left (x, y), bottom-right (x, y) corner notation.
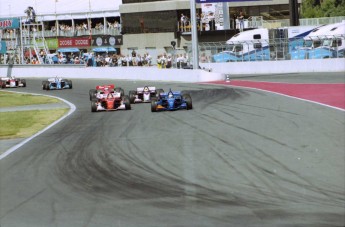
top-left (190, 0), bottom-right (199, 69)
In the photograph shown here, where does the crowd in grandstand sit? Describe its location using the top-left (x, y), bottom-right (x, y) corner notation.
top-left (2, 49), bottom-right (192, 68)
top-left (83, 52), bottom-right (190, 68)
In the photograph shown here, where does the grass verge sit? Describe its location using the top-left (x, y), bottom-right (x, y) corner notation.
top-left (0, 109), bottom-right (69, 139)
top-left (0, 91), bottom-right (61, 108)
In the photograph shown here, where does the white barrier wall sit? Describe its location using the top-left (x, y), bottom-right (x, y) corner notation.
top-left (200, 58), bottom-right (345, 74)
top-left (0, 66), bottom-right (224, 82)
top-left (1, 58), bottom-right (344, 82)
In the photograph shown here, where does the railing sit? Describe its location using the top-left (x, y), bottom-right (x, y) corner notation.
top-left (177, 16), bottom-right (345, 32)
top-left (299, 16), bottom-right (345, 26)
top-left (177, 17), bottom-right (262, 33)
top-left (262, 19), bottom-right (290, 29)
top-left (195, 35), bottom-right (345, 63)
top-left (43, 26), bottom-right (122, 37)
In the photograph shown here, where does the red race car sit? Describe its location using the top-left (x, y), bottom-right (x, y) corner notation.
top-left (0, 76), bottom-right (26, 89)
top-left (89, 84), bottom-right (131, 112)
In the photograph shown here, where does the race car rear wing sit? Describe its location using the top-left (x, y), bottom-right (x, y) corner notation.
top-left (137, 86), bottom-right (156, 93)
top-left (96, 84), bottom-right (115, 91)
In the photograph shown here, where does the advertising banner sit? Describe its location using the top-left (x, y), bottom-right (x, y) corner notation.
top-left (0, 18), bottom-right (20, 29)
top-left (58, 37), bottom-right (91, 47)
top-left (201, 3), bottom-right (223, 30)
top-left (0, 41), bottom-right (6, 54)
top-left (45, 39), bottom-right (58, 49)
top-left (91, 35), bottom-right (123, 47)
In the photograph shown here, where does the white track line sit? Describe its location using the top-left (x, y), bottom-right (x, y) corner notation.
top-left (0, 91), bottom-right (76, 160)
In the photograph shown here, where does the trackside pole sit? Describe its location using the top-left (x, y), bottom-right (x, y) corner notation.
top-left (190, 0), bottom-right (199, 69)
top-left (7, 55), bottom-right (14, 78)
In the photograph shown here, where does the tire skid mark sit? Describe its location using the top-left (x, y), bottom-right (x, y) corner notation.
top-left (211, 103), bottom-right (265, 118)
top-left (198, 112), bottom-right (296, 150)
top-left (243, 142), bottom-right (344, 207)
top-left (0, 189), bottom-right (46, 219)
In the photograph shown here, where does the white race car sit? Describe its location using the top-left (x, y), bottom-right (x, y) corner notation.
top-left (128, 86), bottom-right (164, 104)
top-left (0, 76), bottom-right (26, 89)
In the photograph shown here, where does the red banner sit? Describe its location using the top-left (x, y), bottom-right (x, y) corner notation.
top-left (58, 38), bottom-right (90, 47)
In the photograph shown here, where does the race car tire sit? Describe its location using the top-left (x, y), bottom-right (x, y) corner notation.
top-left (91, 100), bottom-right (97, 112)
top-left (156, 89), bottom-right (164, 100)
top-left (151, 100), bottom-right (157, 112)
top-left (21, 79), bottom-right (26, 87)
top-left (123, 95), bottom-right (131, 110)
top-left (89, 89), bottom-right (97, 101)
top-left (129, 90), bottom-right (136, 104)
top-left (42, 81), bottom-right (46, 90)
top-left (183, 94), bottom-right (193, 110)
top-left (68, 80), bottom-right (73, 89)
top-left (0, 82), bottom-right (5, 89)
top-left (43, 81), bottom-right (50, 90)
top-left (115, 87), bottom-right (125, 97)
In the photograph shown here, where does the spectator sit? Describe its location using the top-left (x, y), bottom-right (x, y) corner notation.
top-left (131, 50), bottom-right (137, 65)
top-left (166, 55), bottom-right (172, 68)
top-left (136, 54), bottom-right (143, 66)
top-left (237, 10), bottom-right (245, 32)
top-left (121, 55), bottom-right (127, 66)
top-left (208, 12), bottom-right (215, 30)
top-left (74, 56), bottom-right (80, 64)
top-left (145, 52), bottom-right (152, 66)
top-left (196, 13), bottom-right (201, 28)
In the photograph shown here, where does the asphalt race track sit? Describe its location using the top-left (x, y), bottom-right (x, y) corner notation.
top-left (1, 78), bottom-right (344, 227)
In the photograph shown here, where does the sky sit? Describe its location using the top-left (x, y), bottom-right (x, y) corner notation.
top-left (0, 0), bottom-right (122, 18)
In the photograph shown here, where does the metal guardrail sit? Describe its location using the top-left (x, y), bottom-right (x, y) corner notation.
top-left (299, 16), bottom-right (345, 26)
top-left (194, 35), bottom-right (345, 63)
top-left (0, 26), bottom-right (122, 39)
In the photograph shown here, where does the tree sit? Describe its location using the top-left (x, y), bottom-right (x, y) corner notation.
top-left (301, 0), bottom-right (345, 18)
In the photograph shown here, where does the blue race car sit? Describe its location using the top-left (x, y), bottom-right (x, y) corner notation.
top-left (151, 89), bottom-right (192, 112)
top-left (42, 76), bottom-right (73, 90)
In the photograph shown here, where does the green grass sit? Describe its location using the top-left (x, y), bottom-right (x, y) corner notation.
top-left (0, 109), bottom-right (69, 139)
top-left (0, 91), bottom-right (61, 108)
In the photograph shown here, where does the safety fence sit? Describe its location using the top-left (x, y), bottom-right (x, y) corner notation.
top-left (193, 35), bottom-right (345, 63)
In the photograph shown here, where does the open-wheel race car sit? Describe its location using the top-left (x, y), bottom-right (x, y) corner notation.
top-left (42, 76), bottom-right (72, 90)
top-left (151, 89), bottom-right (192, 112)
top-left (0, 76), bottom-right (26, 89)
top-left (89, 84), bottom-right (131, 112)
top-left (128, 86), bottom-right (164, 104)
top-left (89, 85), bottom-right (124, 101)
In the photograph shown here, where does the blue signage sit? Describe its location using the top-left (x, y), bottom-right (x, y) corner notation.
top-left (0, 41), bottom-right (7, 54)
top-left (197, 0), bottom-right (260, 2)
top-left (0, 18), bottom-right (20, 29)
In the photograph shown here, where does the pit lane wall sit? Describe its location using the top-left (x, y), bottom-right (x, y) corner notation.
top-left (0, 58), bottom-right (344, 82)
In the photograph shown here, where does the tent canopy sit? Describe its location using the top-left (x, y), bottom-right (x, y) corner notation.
top-left (57, 48), bottom-right (80, 53)
top-left (92, 47), bottom-right (116, 52)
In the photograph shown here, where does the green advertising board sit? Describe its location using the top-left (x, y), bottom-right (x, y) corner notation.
top-left (44, 38), bottom-right (58, 49)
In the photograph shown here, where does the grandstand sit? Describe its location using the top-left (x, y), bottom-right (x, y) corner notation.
top-left (0, 0), bottom-right (344, 65)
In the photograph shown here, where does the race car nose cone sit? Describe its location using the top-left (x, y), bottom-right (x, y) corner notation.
top-left (168, 99), bottom-right (175, 108)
